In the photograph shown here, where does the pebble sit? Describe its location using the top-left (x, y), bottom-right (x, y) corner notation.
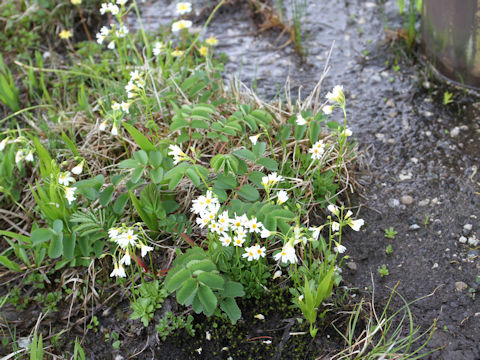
top-left (388, 198), bottom-right (400, 208)
top-left (432, 263), bottom-right (439, 269)
top-left (401, 195), bottom-right (414, 205)
top-left (409, 224), bottom-right (420, 231)
top-left (346, 261), bottom-right (358, 271)
top-left (455, 281), bottom-right (468, 291)
top-left (450, 127), bottom-right (460, 137)
top-left (459, 236), bottom-right (467, 244)
top-left (463, 223), bottom-right (473, 234)
top-left (399, 172), bottom-right (413, 181)
top-left (418, 199), bottom-right (430, 206)
top-left (385, 99), bottom-right (395, 107)
top-left (468, 237), bottom-right (479, 246)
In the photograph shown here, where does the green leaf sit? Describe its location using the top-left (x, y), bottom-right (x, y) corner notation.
top-left (131, 166), bottom-right (144, 184)
top-left (165, 268), bottom-right (192, 293)
top-left (113, 193), bottom-right (129, 214)
top-left (149, 168), bottom-right (164, 184)
top-left (170, 119), bottom-right (189, 131)
top-left (233, 149), bottom-right (256, 161)
top-left (149, 151), bottom-right (163, 168)
top-left (197, 272), bottom-right (225, 290)
top-left (223, 281), bottom-right (245, 298)
top-left (198, 285), bottom-right (217, 316)
top-left (133, 150), bottom-right (149, 165)
top-left (248, 171), bottom-right (266, 187)
top-left (123, 122), bottom-right (156, 152)
top-left (99, 186), bottom-right (115, 207)
top-left (210, 154), bottom-right (225, 172)
top-left (185, 167), bottom-right (201, 187)
top-left (63, 234), bottom-right (75, 260)
top-left (129, 191), bottom-right (158, 231)
top-left (0, 255), bottom-right (21, 272)
top-left (31, 228), bottom-right (53, 245)
top-left (177, 278), bottom-right (199, 305)
top-left (48, 233), bottom-right (63, 259)
top-left (190, 119), bottom-right (209, 129)
top-left (220, 297), bottom-right (241, 324)
top-left (238, 184), bottom-right (259, 201)
top-left (61, 132), bottom-right (79, 157)
top-left (252, 142), bottom-right (266, 157)
top-left (118, 159), bottom-right (139, 169)
top-left (186, 259), bottom-right (217, 273)
top-left (257, 157), bottom-right (278, 171)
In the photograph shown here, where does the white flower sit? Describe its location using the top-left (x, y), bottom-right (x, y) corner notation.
top-left (327, 204), bottom-right (340, 216)
top-left (117, 229), bottom-right (138, 248)
top-left (249, 134), bottom-right (260, 145)
top-left (108, 228), bottom-right (120, 240)
top-left (172, 20), bottom-right (192, 32)
top-left (99, 120), bottom-right (107, 131)
top-left (326, 85), bottom-right (344, 104)
top-left (120, 250), bottom-right (131, 266)
top-left (111, 123), bottom-right (119, 136)
top-left (65, 186), bottom-right (77, 204)
top-left (349, 218), bottom-right (364, 231)
top-left (309, 226), bottom-right (321, 241)
top-left (296, 113), bottom-right (307, 126)
top-left (254, 314), bottom-right (265, 320)
top-left (219, 235), bottom-right (232, 247)
top-left (112, 102), bottom-right (121, 111)
top-left (100, 3), bottom-right (109, 14)
top-left (116, 0), bottom-right (127, 5)
top-left (334, 244), bottom-right (346, 253)
top-left (107, 3), bottom-right (119, 15)
top-left (0, 138), bottom-right (8, 151)
top-left (342, 128), bottom-right (352, 137)
top-left (140, 243), bottom-right (153, 257)
top-left (205, 331), bottom-right (211, 341)
top-left (231, 214), bottom-right (248, 230)
top-left (153, 42), bottom-right (164, 56)
top-left (242, 246), bottom-right (257, 261)
top-left (298, 295), bottom-right (304, 302)
top-left (309, 140), bottom-right (325, 161)
top-left (272, 270), bottom-right (282, 279)
top-left (260, 228), bottom-right (271, 238)
top-left (268, 172), bottom-right (284, 184)
top-left (129, 70), bottom-right (141, 82)
top-left (247, 217), bottom-right (262, 234)
top-left (71, 162), bottom-right (83, 175)
top-left (196, 214), bottom-right (210, 228)
top-left (273, 242), bottom-right (297, 264)
top-left (99, 26), bottom-right (110, 36)
top-left (176, 2), bottom-right (192, 15)
top-left (59, 171), bottom-right (75, 186)
top-left (25, 151), bottom-right (34, 162)
top-left (331, 221), bottom-right (340, 232)
top-left (254, 245), bottom-right (266, 259)
top-left (233, 236), bottom-right (245, 247)
top-left (277, 190), bottom-right (288, 204)
top-left (120, 101), bottom-right (130, 113)
top-left (322, 105), bottom-right (334, 115)
top-left (107, 41), bottom-right (115, 50)
top-left (15, 150), bottom-right (23, 163)
top-left (110, 262), bottom-right (126, 278)
top-left (96, 34), bottom-right (106, 44)
top-left (168, 144), bottom-right (186, 165)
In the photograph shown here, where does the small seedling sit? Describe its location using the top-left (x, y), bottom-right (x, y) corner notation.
top-left (393, 64), bottom-right (400, 72)
top-left (378, 264), bottom-right (389, 277)
top-left (384, 227), bottom-right (398, 239)
top-left (87, 316), bottom-right (99, 333)
top-left (443, 91), bottom-right (453, 105)
top-left (424, 214), bottom-right (430, 227)
top-left (468, 288), bottom-right (476, 300)
top-left (385, 244), bottom-right (393, 255)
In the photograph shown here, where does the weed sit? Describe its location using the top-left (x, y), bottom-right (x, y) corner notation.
top-left (378, 264), bottom-right (389, 277)
top-left (384, 227), bottom-right (398, 239)
top-left (443, 91), bottom-right (453, 105)
top-left (385, 244), bottom-right (394, 255)
top-left (156, 312), bottom-right (196, 341)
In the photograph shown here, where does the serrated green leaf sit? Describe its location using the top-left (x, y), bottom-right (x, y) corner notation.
top-left (238, 184), bottom-right (259, 201)
top-left (197, 272), bottom-right (225, 290)
top-left (99, 186), bottom-right (114, 206)
top-left (233, 149), bottom-right (256, 161)
top-left (220, 297), bottom-right (241, 324)
top-left (198, 285), bottom-right (217, 316)
top-left (223, 281), bottom-right (245, 298)
top-left (177, 278), bottom-right (199, 305)
top-left (165, 268), bottom-right (192, 293)
top-left (257, 157), bottom-right (278, 171)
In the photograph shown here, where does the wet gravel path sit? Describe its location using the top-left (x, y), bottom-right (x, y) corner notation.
top-left (135, 1), bottom-right (480, 358)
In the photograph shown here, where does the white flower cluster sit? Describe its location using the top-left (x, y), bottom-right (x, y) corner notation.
top-left (167, 144), bottom-right (187, 165)
top-left (309, 140), bottom-right (325, 161)
top-left (191, 190), bottom-right (271, 261)
top-left (57, 161), bottom-right (83, 205)
top-left (1, 137), bottom-right (34, 164)
top-left (327, 204), bottom-right (364, 254)
top-left (96, 24), bottom-right (129, 49)
top-left (15, 148), bottom-right (34, 163)
top-left (153, 41), bottom-right (165, 56)
top-left (322, 85), bottom-right (345, 114)
top-left (108, 225), bottom-right (153, 277)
